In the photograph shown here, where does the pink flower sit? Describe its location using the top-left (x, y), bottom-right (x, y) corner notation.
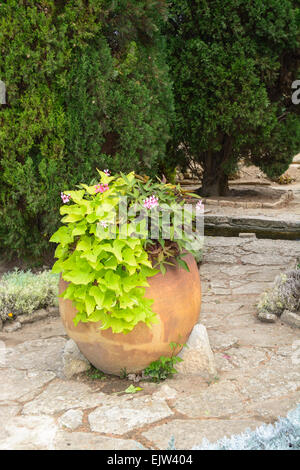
top-left (61, 192), bottom-right (71, 203)
top-left (143, 195), bottom-right (159, 210)
top-left (95, 183), bottom-right (109, 194)
top-left (196, 200), bottom-right (204, 213)
top-left (100, 221), bottom-right (108, 228)
top-left (103, 169), bottom-right (110, 176)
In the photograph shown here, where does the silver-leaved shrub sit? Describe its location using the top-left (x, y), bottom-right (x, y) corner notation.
top-left (0, 269), bottom-right (59, 321)
top-left (257, 268), bottom-right (300, 318)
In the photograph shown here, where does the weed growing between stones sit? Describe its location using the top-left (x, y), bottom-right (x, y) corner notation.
top-left (86, 367), bottom-right (106, 381)
top-left (143, 342), bottom-right (184, 382)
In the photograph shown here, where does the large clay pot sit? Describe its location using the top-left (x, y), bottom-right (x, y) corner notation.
top-left (58, 253), bottom-right (201, 375)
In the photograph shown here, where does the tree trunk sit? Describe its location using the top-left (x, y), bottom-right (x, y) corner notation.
top-left (201, 169), bottom-right (229, 197)
top-left (199, 140), bottom-right (232, 197)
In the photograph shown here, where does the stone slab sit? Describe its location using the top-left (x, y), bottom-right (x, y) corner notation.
top-left (88, 396), bottom-right (173, 434)
top-left (58, 409), bottom-right (83, 430)
top-left (22, 380), bottom-right (107, 415)
top-left (0, 415), bottom-right (57, 450)
top-left (174, 381), bottom-right (244, 418)
top-left (5, 337), bottom-right (66, 374)
top-left (0, 369), bottom-right (55, 402)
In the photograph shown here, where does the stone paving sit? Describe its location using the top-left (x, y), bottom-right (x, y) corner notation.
top-left (0, 236), bottom-right (300, 450)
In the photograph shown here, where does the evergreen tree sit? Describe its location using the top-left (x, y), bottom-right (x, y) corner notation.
top-left (0, 0), bottom-right (173, 260)
top-left (166, 0), bottom-right (300, 196)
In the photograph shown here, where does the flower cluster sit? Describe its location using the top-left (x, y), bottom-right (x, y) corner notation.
top-left (196, 200), bottom-right (204, 213)
top-left (61, 192), bottom-right (71, 204)
top-left (143, 195), bottom-right (159, 210)
top-left (95, 183), bottom-right (109, 194)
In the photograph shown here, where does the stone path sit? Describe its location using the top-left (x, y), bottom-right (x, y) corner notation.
top-left (0, 237), bottom-right (299, 450)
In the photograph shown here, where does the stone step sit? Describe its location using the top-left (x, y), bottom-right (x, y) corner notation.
top-left (204, 214), bottom-right (300, 240)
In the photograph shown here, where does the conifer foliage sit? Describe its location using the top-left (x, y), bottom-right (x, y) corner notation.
top-left (165, 0), bottom-right (300, 196)
top-left (0, 1), bottom-right (173, 260)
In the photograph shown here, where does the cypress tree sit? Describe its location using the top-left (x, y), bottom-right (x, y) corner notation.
top-left (166, 0), bottom-right (300, 196)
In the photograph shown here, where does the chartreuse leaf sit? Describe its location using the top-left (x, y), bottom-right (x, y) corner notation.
top-left (85, 294), bottom-right (96, 316)
top-left (89, 285), bottom-right (105, 306)
top-left (60, 205), bottom-right (86, 223)
top-left (54, 244), bottom-right (68, 259)
top-left (73, 312), bottom-right (88, 327)
top-left (112, 239), bottom-right (125, 262)
top-left (124, 238), bottom-right (143, 250)
top-left (79, 183), bottom-right (97, 195)
top-left (63, 270), bottom-right (95, 285)
top-left (124, 385), bottom-right (143, 394)
top-left (66, 190), bottom-right (85, 204)
top-left (52, 258), bottom-right (65, 274)
top-left (102, 290), bottom-right (117, 309)
top-left (122, 248), bottom-right (137, 267)
top-left (121, 273), bottom-right (149, 292)
top-left (86, 213), bottom-right (99, 224)
top-left (76, 236), bottom-right (92, 252)
top-left (103, 255), bottom-right (118, 270)
top-left (72, 220), bottom-right (87, 237)
top-left (50, 226), bottom-right (73, 246)
top-left (80, 250), bottom-right (98, 264)
top-left (105, 270), bottom-right (122, 295)
top-left (119, 294), bottom-right (138, 309)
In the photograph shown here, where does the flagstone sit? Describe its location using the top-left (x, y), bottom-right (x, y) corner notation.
top-left (0, 369), bottom-right (55, 402)
top-left (5, 337), bottom-right (67, 374)
top-left (22, 380), bottom-right (107, 415)
top-left (0, 415), bottom-right (57, 450)
top-left (88, 396), bottom-right (173, 434)
top-left (173, 381), bottom-right (244, 418)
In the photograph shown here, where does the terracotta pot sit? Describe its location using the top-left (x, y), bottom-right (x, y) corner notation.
top-left (58, 253), bottom-right (201, 375)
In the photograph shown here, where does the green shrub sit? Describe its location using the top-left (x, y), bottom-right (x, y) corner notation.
top-left (0, 269), bottom-right (59, 321)
top-left (0, 0), bottom-right (173, 261)
top-left (165, 0), bottom-right (300, 196)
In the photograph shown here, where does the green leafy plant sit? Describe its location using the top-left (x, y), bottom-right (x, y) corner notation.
top-left (143, 342), bottom-right (185, 382)
top-left (50, 171), bottom-right (202, 334)
top-left (143, 356), bottom-right (183, 382)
